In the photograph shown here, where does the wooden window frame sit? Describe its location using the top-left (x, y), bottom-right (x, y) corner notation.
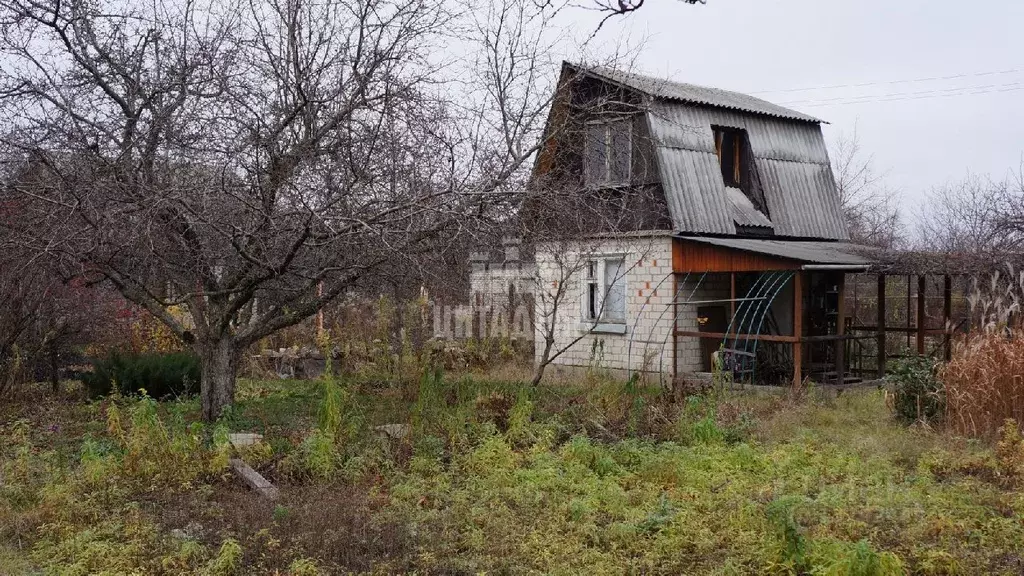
top-left (581, 254), bottom-right (628, 328)
top-left (585, 117), bottom-right (632, 188)
top-left (712, 125), bottom-right (747, 188)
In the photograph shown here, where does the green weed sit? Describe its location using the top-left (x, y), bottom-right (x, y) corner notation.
top-left (205, 538), bottom-right (243, 576)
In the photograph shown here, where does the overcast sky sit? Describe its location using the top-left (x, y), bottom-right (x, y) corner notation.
top-left (569, 0), bottom-right (1024, 208)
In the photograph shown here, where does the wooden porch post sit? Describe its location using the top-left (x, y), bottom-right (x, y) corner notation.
top-left (943, 274), bottom-right (952, 361)
top-left (876, 274), bottom-right (886, 379)
top-left (729, 272), bottom-right (736, 329)
top-left (793, 272), bottom-right (803, 387)
top-left (834, 274), bottom-right (846, 384)
top-left (906, 275), bottom-right (912, 349)
top-left (917, 275), bottom-right (926, 355)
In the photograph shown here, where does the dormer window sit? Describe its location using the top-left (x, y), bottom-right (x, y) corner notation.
top-left (585, 118), bottom-right (631, 187)
top-left (713, 126), bottom-right (748, 188)
top-left (714, 125), bottom-right (773, 230)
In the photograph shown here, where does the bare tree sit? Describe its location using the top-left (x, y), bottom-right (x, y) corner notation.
top-left (530, 232), bottom-right (656, 386)
top-left (0, 0), bottom-right (559, 419)
top-left (0, 209), bottom-right (107, 395)
top-left (520, 57), bottom-right (671, 385)
top-left (993, 164), bottom-right (1024, 245)
top-left (829, 129), bottom-right (903, 248)
top-left (586, 0), bottom-right (706, 32)
top-left (915, 172), bottom-right (1023, 254)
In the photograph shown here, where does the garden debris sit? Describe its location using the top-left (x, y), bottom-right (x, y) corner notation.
top-left (228, 432), bottom-right (264, 449)
top-left (169, 521), bottom-right (205, 541)
top-left (229, 457), bottom-right (280, 500)
top-left (261, 346), bottom-right (327, 379)
top-left (374, 423), bottom-right (410, 440)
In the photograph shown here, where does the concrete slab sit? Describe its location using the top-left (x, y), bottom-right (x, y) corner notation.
top-left (229, 458), bottom-right (279, 500)
top-left (228, 432), bottom-right (264, 449)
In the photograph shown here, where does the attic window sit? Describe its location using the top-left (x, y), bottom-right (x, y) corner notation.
top-left (713, 126), bottom-right (748, 188)
top-left (585, 118), bottom-right (631, 187)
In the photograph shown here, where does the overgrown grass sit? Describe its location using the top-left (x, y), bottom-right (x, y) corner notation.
top-left (3, 375), bottom-right (1024, 574)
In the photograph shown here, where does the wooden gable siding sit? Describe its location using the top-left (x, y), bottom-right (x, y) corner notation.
top-left (672, 238), bottom-right (800, 273)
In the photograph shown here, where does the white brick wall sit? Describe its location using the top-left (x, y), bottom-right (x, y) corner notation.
top-left (533, 236), bottom-right (677, 374)
top-left (674, 273), bottom-right (732, 374)
top-left (533, 237), bottom-right (801, 379)
top-left (469, 265), bottom-right (536, 306)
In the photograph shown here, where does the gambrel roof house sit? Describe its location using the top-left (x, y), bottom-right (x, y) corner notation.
top-left (530, 62), bottom-right (879, 386)
top-left (584, 64), bottom-right (850, 240)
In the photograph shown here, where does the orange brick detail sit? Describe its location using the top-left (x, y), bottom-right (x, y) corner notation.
top-left (645, 281), bottom-right (651, 289)
top-left (637, 289), bottom-right (643, 297)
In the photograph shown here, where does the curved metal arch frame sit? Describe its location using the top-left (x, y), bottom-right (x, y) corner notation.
top-left (747, 272), bottom-right (796, 383)
top-left (723, 271), bottom-right (780, 358)
top-left (721, 270), bottom-right (795, 384)
top-left (723, 271), bottom-right (777, 351)
top-left (651, 271), bottom-right (708, 386)
top-left (625, 270), bottom-right (708, 385)
top-left (625, 270), bottom-right (680, 380)
top-left (740, 272), bottom-right (793, 352)
top-left (621, 268), bottom-right (797, 388)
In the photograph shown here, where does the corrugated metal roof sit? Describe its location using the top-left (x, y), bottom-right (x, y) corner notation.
top-left (646, 102), bottom-right (850, 240)
top-left (680, 237), bottom-right (876, 265)
top-left (725, 187), bottom-right (773, 228)
top-left (582, 65), bottom-right (823, 124)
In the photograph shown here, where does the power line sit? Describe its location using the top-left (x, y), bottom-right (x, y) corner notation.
top-left (779, 81), bottom-right (1024, 106)
top-left (749, 67), bottom-right (1024, 95)
top-left (788, 84), bottom-right (1024, 108)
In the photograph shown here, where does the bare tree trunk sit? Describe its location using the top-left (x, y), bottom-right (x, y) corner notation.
top-left (531, 335), bottom-right (555, 386)
top-left (49, 343), bottom-right (59, 394)
top-left (199, 336), bottom-right (240, 422)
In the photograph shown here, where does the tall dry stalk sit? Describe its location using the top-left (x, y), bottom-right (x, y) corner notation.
top-left (942, 265), bottom-right (1024, 437)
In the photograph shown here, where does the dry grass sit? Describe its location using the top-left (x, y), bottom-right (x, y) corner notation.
top-left (942, 329), bottom-right (1024, 437)
top-left (941, 266), bottom-right (1024, 438)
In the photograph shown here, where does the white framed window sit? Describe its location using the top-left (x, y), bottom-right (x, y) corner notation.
top-left (584, 118), bottom-right (632, 187)
top-left (582, 256), bottom-right (627, 325)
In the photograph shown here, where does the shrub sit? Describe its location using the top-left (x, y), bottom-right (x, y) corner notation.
top-left (995, 419), bottom-right (1024, 484)
top-left (765, 494), bottom-right (810, 571)
top-left (886, 356), bottom-right (943, 424)
top-left (288, 558), bottom-right (322, 576)
top-left (82, 351), bottom-right (200, 399)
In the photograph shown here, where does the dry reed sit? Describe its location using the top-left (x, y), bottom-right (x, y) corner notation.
top-left (942, 265), bottom-right (1024, 437)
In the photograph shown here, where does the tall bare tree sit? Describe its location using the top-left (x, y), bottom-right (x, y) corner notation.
top-left (829, 129), bottom-right (903, 248)
top-left (915, 171), bottom-right (1024, 254)
top-left (0, 0), bottom-right (561, 419)
top-left (0, 193), bottom-right (108, 395)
